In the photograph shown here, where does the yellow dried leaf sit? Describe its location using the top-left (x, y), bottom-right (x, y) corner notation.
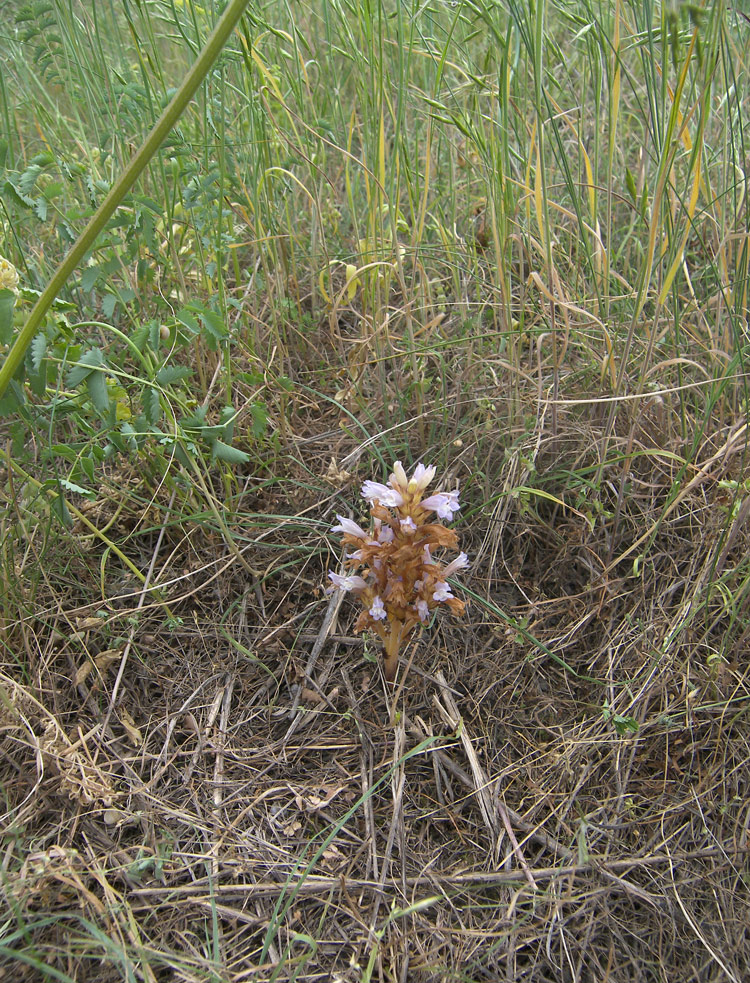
top-left (119, 708), bottom-right (143, 746)
top-left (345, 264), bottom-right (359, 301)
top-left (76, 616), bottom-right (105, 630)
top-left (74, 661), bottom-right (93, 686)
top-left (95, 648), bottom-right (122, 672)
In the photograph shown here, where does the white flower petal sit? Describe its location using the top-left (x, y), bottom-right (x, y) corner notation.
top-left (331, 515), bottom-right (368, 538)
top-left (391, 461), bottom-right (408, 489)
top-left (410, 462), bottom-right (436, 493)
top-left (369, 596), bottom-right (387, 621)
top-left (432, 581), bottom-right (454, 602)
top-left (361, 480), bottom-right (404, 508)
top-left (442, 552), bottom-right (469, 578)
top-left (328, 572), bottom-right (368, 592)
top-left (421, 489), bottom-right (460, 521)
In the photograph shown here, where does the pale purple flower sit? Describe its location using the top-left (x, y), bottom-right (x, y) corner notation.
top-left (375, 521), bottom-right (394, 544)
top-left (328, 572), bottom-right (368, 593)
top-left (421, 489), bottom-right (460, 521)
top-left (409, 462), bottom-right (437, 493)
top-left (400, 516), bottom-right (417, 534)
top-left (332, 515), bottom-right (368, 539)
top-left (370, 596), bottom-right (387, 620)
top-left (417, 599), bottom-right (430, 621)
top-left (361, 480), bottom-right (404, 508)
top-left (422, 545), bottom-right (435, 565)
top-left (442, 552), bottom-right (470, 578)
top-left (432, 581), bottom-right (454, 602)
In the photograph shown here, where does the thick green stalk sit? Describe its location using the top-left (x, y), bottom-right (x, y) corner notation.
top-left (0, 0), bottom-right (251, 399)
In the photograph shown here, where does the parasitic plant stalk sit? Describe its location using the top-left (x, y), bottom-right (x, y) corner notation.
top-left (328, 461), bottom-right (468, 682)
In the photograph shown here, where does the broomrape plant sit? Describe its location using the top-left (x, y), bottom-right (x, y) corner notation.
top-left (328, 461), bottom-right (468, 682)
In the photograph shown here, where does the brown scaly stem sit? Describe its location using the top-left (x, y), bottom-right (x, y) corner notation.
top-left (383, 620), bottom-right (403, 682)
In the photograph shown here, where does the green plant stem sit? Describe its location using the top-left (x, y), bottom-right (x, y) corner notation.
top-left (0, 0), bottom-right (252, 399)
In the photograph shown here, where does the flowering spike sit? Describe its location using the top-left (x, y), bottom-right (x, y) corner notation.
top-left (327, 460), bottom-right (468, 684)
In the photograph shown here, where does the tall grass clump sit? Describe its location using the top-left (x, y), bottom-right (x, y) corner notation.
top-left (1, 1), bottom-right (749, 981)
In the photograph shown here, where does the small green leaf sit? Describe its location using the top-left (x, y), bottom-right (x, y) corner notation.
top-left (18, 163), bottom-right (43, 196)
top-left (0, 382), bottom-right (24, 417)
top-left (134, 195), bottom-right (163, 214)
top-left (27, 359), bottom-right (46, 398)
top-left (625, 166), bottom-right (637, 205)
top-left (0, 289), bottom-right (16, 345)
top-left (219, 405), bottom-right (236, 442)
top-left (148, 320), bottom-right (161, 349)
top-left (10, 420), bottom-right (25, 457)
top-left (120, 422), bottom-right (138, 450)
top-left (131, 321), bottom-right (150, 351)
top-left (176, 309), bottom-right (200, 335)
top-left (172, 442), bottom-right (195, 468)
top-left (143, 386), bottom-right (161, 423)
top-left (30, 332), bottom-right (47, 370)
top-left (47, 444), bottom-right (78, 463)
top-left (197, 307), bottom-right (227, 346)
top-left (102, 293), bottom-right (118, 319)
top-left (3, 180), bottom-right (34, 209)
top-left (80, 455), bottom-right (95, 483)
top-left (81, 266), bottom-right (101, 292)
top-left (42, 180), bottom-right (63, 200)
top-left (180, 405), bottom-right (208, 430)
top-left (49, 492), bottom-right (72, 528)
top-left (249, 401), bottom-right (268, 438)
top-left (86, 370), bottom-right (109, 413)
top-left (67, 348), bottom-right (105, 388)
top-left (212, 439), bottom-right (250, 464)
top-left (156, 365), bottom-right (193, 385)
top-left (59, 478), bottom-right (94, 499)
